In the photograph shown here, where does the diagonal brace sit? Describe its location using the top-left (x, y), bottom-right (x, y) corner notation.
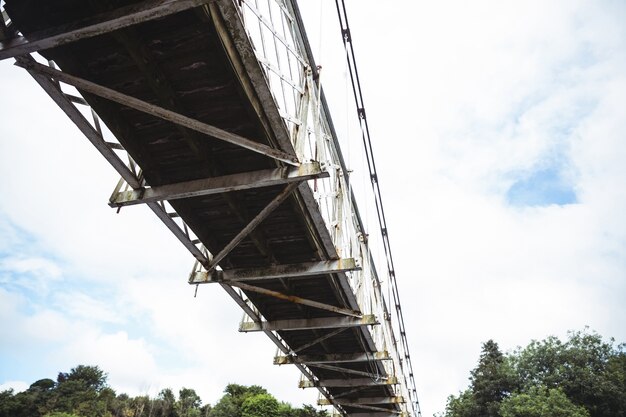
top-left (110, 163), bottom-right (326, 207)
top-left (0, 0), bottom-right (214, 60)
top-left (206, 182), bottom-right (299, 272)
top-left (15, 60), bottom-right (299, 165)
top-left (227, 281), bottom-right (361, 318)
top-left (290, 328), bottom-right (348, 354)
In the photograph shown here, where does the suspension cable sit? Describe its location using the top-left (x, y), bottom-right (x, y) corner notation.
top-left (333, 1), bottom-right (422, 415)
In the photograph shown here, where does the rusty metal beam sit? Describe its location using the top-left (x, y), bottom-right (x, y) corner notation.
top-left (318, 397), bottom-right (405, 406)
top-left (0, 0), bottom-right (214, 60)
top-left (327, 403), bottom-right (400, 414)
top-left (240, 314), bottom-right (377, 332)
top-left (190, 258), bottom-right (359, 284)
top-left (299, 375), bottom-right (397, 388)
top-left (291, 328), bottom-right (348, 354)
top-left (14, 60), bottom-right (299, 165)
top-left (275, 351), bottom-right (390, 365)
top-left (227, 281), bottom-right (361, 318)
top-left (348, 413), bottom-right (407, 417)
top-left (308, 363), bottom-right (381, 378)
top-left (110, 163), bottom-right (325, 207)
top-left (205, 182), bottom-right (299, 272)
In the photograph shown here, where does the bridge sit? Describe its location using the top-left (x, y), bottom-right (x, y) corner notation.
top-left (0, 1), bottom-right (421, 416)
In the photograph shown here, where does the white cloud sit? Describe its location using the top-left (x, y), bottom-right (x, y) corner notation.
top-left (0, 381), bottom-right (29, 394)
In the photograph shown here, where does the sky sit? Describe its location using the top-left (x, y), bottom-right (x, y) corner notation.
top-left (1, 1), bottom-right (625, 416)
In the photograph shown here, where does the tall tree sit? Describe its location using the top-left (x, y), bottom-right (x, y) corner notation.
top-left (469, 340), bottom-right (516, 417)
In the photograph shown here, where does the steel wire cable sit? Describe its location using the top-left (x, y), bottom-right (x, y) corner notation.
top-left (333, 1), bottom-right (422, 415)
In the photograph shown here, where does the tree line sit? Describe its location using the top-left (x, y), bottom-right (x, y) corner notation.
top-left (438, 329), bottom-right (625, 417)
top-left (0, 366), bottom-right (327, 417)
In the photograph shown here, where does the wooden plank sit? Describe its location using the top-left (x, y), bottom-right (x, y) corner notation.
top-left (0, 0), bottom-right (214, 60)
top-left (205, 182), bottom-right (299, 272)
top-left (15, 60), bottom-right (300, 165)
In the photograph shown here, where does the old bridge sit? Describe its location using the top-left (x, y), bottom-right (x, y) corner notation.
top-left (0, 1), bottom-right (421, 416)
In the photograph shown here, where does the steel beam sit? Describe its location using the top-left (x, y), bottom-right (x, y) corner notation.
top-left (327, 403), bottom-right (400, 414)
top-left (291, 328), bottom-right (348, 354)
top-left (274, 351), bottom-right (390, 365)
top-left (0, 0), bottom-right (214, 60)
top-left (15, 60), bottom-right (299, 166)
top-left (110, 163), bottom-right (325, 207)
top-left (346, 412), bottom-right (406, 417)
top-left (240, 314), bottom-right (377, 332)
top-left (190, 258), bottom-right (359, 284)
top-left (318, 397), bottom-right (405, 406)
top-left (226, 281), bottom-right (361, 317)
top-left (299, 375), bottom-right (398, 388)
top-left (308, 363), bottom-right (383, 378)
top-left (206, 182), bottom-right (299, 272)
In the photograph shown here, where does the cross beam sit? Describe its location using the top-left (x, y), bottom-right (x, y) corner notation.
top-left (0, 0), bottom-right (214, 60)
top-left (347, 412), bottom-right (406, 417)
top-left (274, 351), bottom-right (390, 365)
top-left (227, 281), bottom-right (361, 318)
top-left (190, 258), bottom-right (359, 284)
top-left (298, 375), bottom-right (397, 388)
top-left (110, 163), bottom-right (326, 207)
top-left (240, 315), bottom-right (377, 332)
top-left (325, 403), bottom-right (401, 414)
top-left (318, 397), bottom-right (405, 406)
top-left (15, 60), bottom-right (299, 165)
top-left (307, 363), bottom-right (383, 378)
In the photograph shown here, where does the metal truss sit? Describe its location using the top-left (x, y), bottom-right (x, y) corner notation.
top-left (1, 0), bottom-right (421, 415)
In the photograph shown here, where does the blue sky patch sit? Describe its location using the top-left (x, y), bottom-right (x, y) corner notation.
top-left (506, 166), bottom-right (578, 207)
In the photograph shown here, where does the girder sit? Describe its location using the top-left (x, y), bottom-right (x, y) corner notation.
top-left (274, 351), bottom-right (390, 365)
top-left (299, 376), bottom-right (398, 388)
top-left (240, 315), bottom-right (378, 332)
top-left (109, 163), bottom-right (327, 207)
top-left (190, 258), bottom-right (360, 284)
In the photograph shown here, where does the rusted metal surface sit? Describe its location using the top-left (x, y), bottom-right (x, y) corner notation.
top-left (0, 0), bottom-right (214, 60)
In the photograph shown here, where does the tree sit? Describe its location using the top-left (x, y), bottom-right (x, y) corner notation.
top-left (176, 388), bottom-right (202, 417)
top-left (240, 393), bottom-right (279, 417)
top-left (500, 386), bottom-right (589, 417)
top-left (57, 365), bottom-right (108, 392)
top-left (439, 330), bottom-right (626, 417)
top-left (470, 340), bottom-right (516, 417)
top-left (512, 330), bottom-right (626, 417)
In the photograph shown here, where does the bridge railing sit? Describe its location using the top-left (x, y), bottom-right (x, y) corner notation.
top-left (235, 0), bottom-right (416, 414)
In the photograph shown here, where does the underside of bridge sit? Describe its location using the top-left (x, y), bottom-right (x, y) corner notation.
top-left (1, 1), bottom-right (418, 416)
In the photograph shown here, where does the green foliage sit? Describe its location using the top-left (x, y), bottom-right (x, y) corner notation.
top-left (443, 390), bottom-right (478, 417)
top-left (440, 330), bottom-right (626, 417)
top-left (500, 386), bottom-right (589, 417)
top-left (240, 393), bottom-right (279, 417)
top-left (470, 340), bottom-right (517, 417)
top-left (0, 367), bottom-right (325, 417)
